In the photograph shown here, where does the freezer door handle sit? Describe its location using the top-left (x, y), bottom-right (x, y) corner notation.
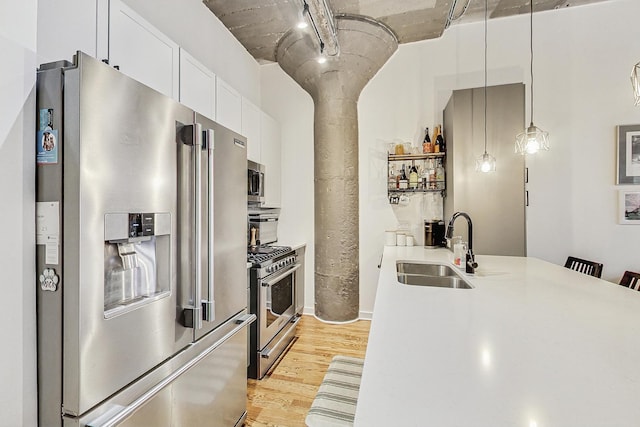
top-left (86, 313), bottom-right (256, 427)
top-left (202, 128), bottom-right (215, 323)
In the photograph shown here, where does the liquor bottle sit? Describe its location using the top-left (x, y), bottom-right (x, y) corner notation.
top-left (399, 166), bottom-right (408, 189)
top-left (409, 166), bottom-right (419, 189)
top-left (436, 125), bottom-right (445, 153)
top-left (422, 127), bottom-right (432, 153)
top-left (432, 126), bottom-right (441, 153)
top-left (435, 158), bottom-right (445, 185)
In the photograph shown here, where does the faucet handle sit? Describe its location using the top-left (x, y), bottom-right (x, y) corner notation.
top-left (465, 249), bottom-right (478, 273)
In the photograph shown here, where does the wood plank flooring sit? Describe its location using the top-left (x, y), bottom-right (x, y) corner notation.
top-left (245, 315), bottom-right (371, 427)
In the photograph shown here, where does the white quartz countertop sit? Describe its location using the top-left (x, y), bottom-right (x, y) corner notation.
top-left (354, 246), bottom-right (640, 427)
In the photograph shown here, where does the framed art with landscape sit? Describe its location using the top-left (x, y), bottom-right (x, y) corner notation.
top-left (619, 190), bottom-right (640, 224)
top-left (617, 124), bottom-right (640, 184)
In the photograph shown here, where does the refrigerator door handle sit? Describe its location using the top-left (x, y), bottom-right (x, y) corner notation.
top-left (86, 313), bottom-right (257, 427)
top-left (202, 128), bottom-right (215, 322)
top-left (193, 122), bottom-right (203, 329)
top-left (179, 122), bottom-right (203, 330)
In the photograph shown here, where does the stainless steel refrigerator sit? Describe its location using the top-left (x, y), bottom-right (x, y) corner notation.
top-left (36, 51), bottom-right (254, 427)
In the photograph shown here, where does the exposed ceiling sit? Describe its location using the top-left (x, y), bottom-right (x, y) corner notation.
top-left (203, 0), bottom-right (613, 64)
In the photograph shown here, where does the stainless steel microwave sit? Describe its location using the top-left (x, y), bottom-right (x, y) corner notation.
top-left (248, 160), bottom-right (265, 205)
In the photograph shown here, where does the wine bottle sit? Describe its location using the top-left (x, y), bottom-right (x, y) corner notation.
top-left (436, 125), bottom-right (445, 153)
top-left (399, 166), bottom-right (408, 189)
top-left (432, 126), bottom-right (441, 153)
top-left (422, 127), bottom-right (432, 153)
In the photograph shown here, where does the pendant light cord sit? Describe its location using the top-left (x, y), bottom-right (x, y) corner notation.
top-left (483, 0), bottom-right (488, 154)
top-left (529, 0), bottom-right (534, 125)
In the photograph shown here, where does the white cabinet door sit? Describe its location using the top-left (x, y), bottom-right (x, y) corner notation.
top-left (242, 98), bottom-right (261, 163)
top-left (108, 0), bottom-right (179, 99)
top-left (260, 112), bottom-right (282, 207)
top-left (179, 49), bottom-right (216, 120)
top-left (215, 77), bottom-right (242, 134)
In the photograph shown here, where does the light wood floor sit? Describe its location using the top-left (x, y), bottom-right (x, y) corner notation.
top-left (245, 315), bottom-right (371, 427)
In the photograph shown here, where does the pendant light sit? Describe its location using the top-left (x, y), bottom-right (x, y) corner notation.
top-left (515, 0), bottom-right (549, 155)
top-left (631, 62), bottom-right (640, 106)
top-left (476, 0), bottom-right (496, 173)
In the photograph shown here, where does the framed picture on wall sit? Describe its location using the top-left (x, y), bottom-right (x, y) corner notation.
top-left (619, 190), bottom-right (640, 224)
top-left (617, 124), bottom-right (640, 184)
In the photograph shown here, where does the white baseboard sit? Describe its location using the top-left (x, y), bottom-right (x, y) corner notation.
top-left (301, 306), bottom-right (372, 322)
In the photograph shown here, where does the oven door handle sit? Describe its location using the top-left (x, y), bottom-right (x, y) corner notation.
top-left (261, 263), bottom-right (301, 287)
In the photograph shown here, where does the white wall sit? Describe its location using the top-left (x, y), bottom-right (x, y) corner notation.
top-left (36, 0), bottom-right (98, 64)
top-left (0, 1), bottom-right (37, 426)
top-left (260, 63), bottom-right (316, 313)
top-left (263, 0), bottom-right (640, 317)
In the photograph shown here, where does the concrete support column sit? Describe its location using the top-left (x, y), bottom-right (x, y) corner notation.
top-left (277, 16), bottom-right (397, 322)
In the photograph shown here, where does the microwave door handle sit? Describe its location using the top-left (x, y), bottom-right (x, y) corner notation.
top-left (261, 263), bottom-right (301, 288)
top-left (202, 128), bottom-right (215, 322)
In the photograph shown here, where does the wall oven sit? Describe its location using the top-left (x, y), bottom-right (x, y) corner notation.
top-left (248, 247), bottom-right (300, 379)
top-left (247, 160), bottom-right (265, 205)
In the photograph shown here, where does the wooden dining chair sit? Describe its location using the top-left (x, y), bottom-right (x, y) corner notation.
top-left (564, 256), bottom-right (603, 278)
top-left (619, 271), bottom-right (640, 291)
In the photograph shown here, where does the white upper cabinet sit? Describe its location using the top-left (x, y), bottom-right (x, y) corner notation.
top-left (260, 112), bottom-right (282, 207)
top-left (242, 98), bottom-right (262, 163)
top-left (179, 48), bottom-right (216, 120)
top-left (108, 0), bottom-right (179, 99)
top-left (215, 77), bottom-right (242, 134)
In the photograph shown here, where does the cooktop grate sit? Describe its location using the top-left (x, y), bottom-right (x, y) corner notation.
top-left (247, 245), bottom-right (293, 266)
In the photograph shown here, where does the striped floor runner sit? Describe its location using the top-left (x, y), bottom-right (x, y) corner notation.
top-left (305, 355), bottom-right (364, 427)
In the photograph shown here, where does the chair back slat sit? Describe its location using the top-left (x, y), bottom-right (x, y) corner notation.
top-left (564, 256), bottom-right (603, 278)
top-left (619, 271), bottom-right (640, 291)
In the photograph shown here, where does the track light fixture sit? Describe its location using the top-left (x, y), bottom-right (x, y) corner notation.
top-left (296, 2), bottom-right (309, 29)
top-left (297, 0), bottom-right (339, 64)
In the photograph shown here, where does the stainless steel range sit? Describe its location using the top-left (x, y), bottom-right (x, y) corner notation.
top-left (247, 245), bottom-right (300, 379)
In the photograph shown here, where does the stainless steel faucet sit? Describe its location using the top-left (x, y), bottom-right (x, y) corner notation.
top-left (445, 211), bottom-right (478, 274)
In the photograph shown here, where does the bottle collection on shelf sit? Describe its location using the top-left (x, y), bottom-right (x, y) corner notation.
top-left (389, 158), bottom-right (444, 191)
top-left (388, 125), bottom-right (446, 203)
top-left (422, 125), bottom-right (445, 154)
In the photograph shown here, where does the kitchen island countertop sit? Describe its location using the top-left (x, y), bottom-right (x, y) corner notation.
top-left (355, 246), bottom-right (640, 426)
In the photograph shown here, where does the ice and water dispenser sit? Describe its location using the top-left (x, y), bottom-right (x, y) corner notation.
top-left (104, 213), bottom-right (171, 317)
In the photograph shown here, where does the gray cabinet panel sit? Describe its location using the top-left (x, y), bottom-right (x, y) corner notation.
top-left (443, 84), bottom-right (526, 256)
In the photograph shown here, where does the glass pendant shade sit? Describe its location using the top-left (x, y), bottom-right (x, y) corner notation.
top-left (632, 62), bottom-right (640, 106)
top-left (515, 122), bottom-right (550, 155)
top-left (476, 152), bottom-right (496, 172)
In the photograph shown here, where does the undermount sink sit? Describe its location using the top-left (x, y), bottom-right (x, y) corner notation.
top-left (396, 262), bottom-right (473, 289)
top-left (397, 262), bottom-right (457, 277)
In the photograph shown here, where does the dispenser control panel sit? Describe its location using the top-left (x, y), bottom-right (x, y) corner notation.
top-left (128, 213), bottom-right (155, 238)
